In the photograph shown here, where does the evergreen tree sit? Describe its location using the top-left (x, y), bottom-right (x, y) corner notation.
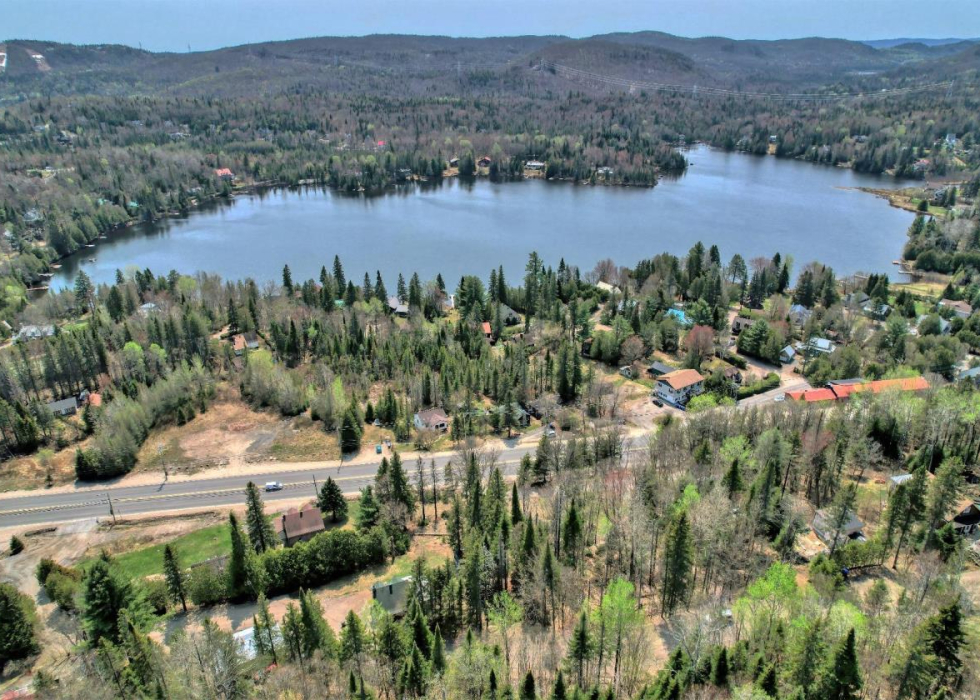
top-left (357, 486), bottom-right (381, 530)
top-left (340, 609), bottom-right (366, 685)
top-left (281, 602), bottom-right (306, 664)
top-left (563, 499), bottom-right (582, 565)
top-left (299, 588), bottom-right (338, 659)
top-left (0, 582), bottom-right (39, 672)
top-left (710, 647), bottom-right (730, 688)
top-left (226, 512), bottom-right (250, 599)
top-left (318, 476), bottom-right (349, 522)
top-left (398, 643), bottom-right (428, 698)
top-left (333, 255), bottom-right (346, 297)
top-left (551, 671), bottom-right (567, 700)
top-left (252, 593), bottom-right (279, 664)
top-left (162, 544), bottom-right (187, 613)
top-left (521, 670), bottom-right (537, 700)
top-left (511, 482), bottom-right (523, 524)
top-left (340, 405), bottom-right (363, 454)
top-left (923, 600), bottom-right (966, 690)
top-left (282, 264), bottom-right (293, 296)
top-left (82, 556), bottom-right (144, 645)
top-left (244, 481), bottom-right (277, 553)
top-left (431, 626), bottom-right (446, 676)
top-left (567, 608), bottom-right (594, 688)
top-left (660, 511), bottom-right (693, 617)
top-left (757, 663), bottom-right (778, 697)
top-left (815, 629), bottom-right (862, 700)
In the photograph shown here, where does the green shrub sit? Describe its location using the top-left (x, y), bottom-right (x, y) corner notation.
top-left (9, 536), bottom-right (24, 555)
top-left (187, 565), bottom-right (227, 607)
top-left (140, 578), bottom-right (169, 616)
top-left (44, 572), bottom-right (80, 612)
top-left (737, 372), bottom-right (781, 400)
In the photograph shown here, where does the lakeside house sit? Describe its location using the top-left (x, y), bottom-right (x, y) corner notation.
top-left (647, 361), bottom-right (675, 377)
top-left (274, 505), bottom-right (325, 547)
top-left (215, 167), bottom-right (235, 181)
top-left (414, 407), bottom-right (449, 432)
top-left (46, 397), bottom-right (78, 417)
top-left (939, 298), bottom-right (973, 320)
top-left (477, 156), bottom-right (492, 167)
top-left (496, 304), bottom-right (521, 326)
top-left (371, 576), bottom-right (412, 617)
top-left (14, 324), bottom-right (55, 343)
top-left (957, 366), bottom-right (980, 385)
top-left (788, 305), bottom-right (812, 326)
top-left (805, 337), bottom-right (836, 355)
top-left (731, 316), bottom-right (755, 334)
top-left (812, 508), bottom-right (865, 546)
top-left (950, 499), bottom-right (980, 536)
top-left (524, 160), bottom-right (545, 171)
top-left (654, 369), bottom-right (705, 407)
top-left (666, 308), bottom-right (692, 327)
top-left (387, 296), bottom-right (409, 317)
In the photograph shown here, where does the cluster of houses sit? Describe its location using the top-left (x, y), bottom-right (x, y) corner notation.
top-left (786, 376), bottom-right (929, 403)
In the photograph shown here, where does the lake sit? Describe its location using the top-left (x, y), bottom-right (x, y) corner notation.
top-left (49, 146), bottom-right (915, 291)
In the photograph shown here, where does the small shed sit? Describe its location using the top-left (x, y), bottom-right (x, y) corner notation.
top-left (812, 508), bottom-right (864, 546)
top-left (647, 361), bottom-right (675, 377)
top-left (371, 576), bottom-right (412, 617)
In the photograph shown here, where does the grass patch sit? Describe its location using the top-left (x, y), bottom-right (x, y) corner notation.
top-left (268, 422), bottom-right (340, 462)
top-left (104, 521), bottom-right (232, 581)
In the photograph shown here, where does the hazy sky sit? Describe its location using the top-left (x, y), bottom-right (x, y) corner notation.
top-left (5, 0), bottom-right (979, 51)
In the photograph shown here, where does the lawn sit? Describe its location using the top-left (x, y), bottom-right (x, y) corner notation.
top-left (104, 521), bottom-right (231, 580)
top-left (100, 497), bottom-right (362, 581)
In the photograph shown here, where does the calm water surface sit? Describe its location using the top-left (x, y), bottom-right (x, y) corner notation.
top-left (50, 146), bottom-right (914, 291)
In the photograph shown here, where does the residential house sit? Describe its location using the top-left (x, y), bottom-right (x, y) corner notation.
top-left (939, 298), bottom-right (973, 320)
top-left (647, 361), bottom-right (675, 377)
top-left (497, 304), bottom-right (520, 326)
top-left (916, 315), bottom-right (951, 336)
top-left (138, 302), bottom-right (158, 317)
top-left (232, 334), bottom-right (247, 356)
top-left (524, 160), bottom-right (545, 171)
top-left (655, 369), bottom-right (705, 407)
top-left (46, 397), bottom-right (78, 417)
top-left (805, 337), bottom-right (836, 355)
top-left (788, 305), bottom-right (812, 326)
top-left (957, 366), bottom-right (980, 385)
top-left (596, 281), bottom-right (621, 295)
top-left (731, 316), bottom-right (755, 334)
top-left (812, 508), bottom-right (865, 546)
top-left (619, 366), bottom-right (633, 378)
top-left (243, 332), bottom-right (260, 350)
top-left (949, 499), bottom-right (980, 536)
top-left (596, 166), bottom-right (614, 178)
top-left (477, 156), bottom-right (492, 168)
top-left (862, 301), bottom-right (892, 320)
top-left (274, 505), bottom-right (325, 547)
top-left (448, 157), bottom-right (459, 168)
top-left (845, 291), bottom-right (871, 308)
top-left (787, 376), bottom-right (929, 403)
top-left (493, 403), bottom-right (530, 427)
top-left (371, 576), bottom-right (412, 617)
top-left (414, 407), bottom-right (450, 432)
top-left (214, 168), bottom-right (235, 181)
top-left (387, 296), bottom-right (409, 317)
top-left (779, 346), bottom-right (796, 364)
top-left (666, 308), bottom-right (692, 327)
top-left (888, 473), bottom-right (915, 491)
top-left (723, 366), bottom-right (743, 384)
top-left (481, 321), bottom-right (493, 340)
top-left (14, 324), bottom-right (55, 343)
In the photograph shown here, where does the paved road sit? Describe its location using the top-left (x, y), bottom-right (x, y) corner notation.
top-left (0, 387), bottom-right (809, 531)
top-left (0, 444), bottom-right (541, 529)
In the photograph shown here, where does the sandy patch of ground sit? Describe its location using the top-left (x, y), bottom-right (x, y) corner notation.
top-left (0, 438), bottom-right (91, 492)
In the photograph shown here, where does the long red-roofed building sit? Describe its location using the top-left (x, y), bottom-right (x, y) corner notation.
top-left (786, 376), bottom-right (928, 404)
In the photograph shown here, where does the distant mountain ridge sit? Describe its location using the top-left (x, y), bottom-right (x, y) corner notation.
top-left (862, 37), bottom-right (979, 48)
top-left (1, 31), bottom-right (978, 98)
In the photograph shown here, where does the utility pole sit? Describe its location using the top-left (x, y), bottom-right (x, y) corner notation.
top-left (312, 473), bottom-right (318, 497)
top-left (106, 492), bottom-right (116, 524)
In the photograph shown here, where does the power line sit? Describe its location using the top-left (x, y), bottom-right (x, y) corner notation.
top-left (537, 60), bottom-right (955, 102)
